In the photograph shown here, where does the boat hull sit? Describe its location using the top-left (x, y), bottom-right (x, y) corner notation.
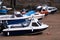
top-left (3, 27), bottom-right (48, 35)
top-left (3, 27), bottom-right (48, 32)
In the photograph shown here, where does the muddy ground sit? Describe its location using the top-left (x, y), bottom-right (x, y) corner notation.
top-left (0, 12), bottom-right (60, 40)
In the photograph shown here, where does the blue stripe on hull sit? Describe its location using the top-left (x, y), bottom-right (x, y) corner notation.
top-left (7, 19), bottom-right (26, 25)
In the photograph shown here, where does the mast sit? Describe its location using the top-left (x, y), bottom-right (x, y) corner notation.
top-left (0, 0), bottom-right (3, 9)
top-left (10, 0), bottom-right (16, 10)
top-left (10, 0), bottom-right (12, 8)
top-left (13, 0), bottom-right (16, 10)
top-left (49, 0), bottom-right (54, 6)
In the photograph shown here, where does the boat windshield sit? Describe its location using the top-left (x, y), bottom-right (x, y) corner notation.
top-left (32, 22), bottom-right (38, 27)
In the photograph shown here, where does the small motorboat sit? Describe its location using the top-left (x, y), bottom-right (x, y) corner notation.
top-left (42, 5), bottom-right (57, 14)
top-left (37, 5), bottom-right (57, 15)
top-left (0, 14), bottom-right (48, 36)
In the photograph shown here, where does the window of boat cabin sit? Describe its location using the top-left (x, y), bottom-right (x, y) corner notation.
top-left (32, 22), bottom-right (38, 27)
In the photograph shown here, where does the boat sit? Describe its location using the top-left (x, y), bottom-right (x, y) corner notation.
top-left (41, 5), bottom-right (57, 14)
top-left (37, 5), bottom-right (57, 15)
top-left (0, 0), bottom-right (12, 15)
top-left (0, 14), bottom-right (48, 36)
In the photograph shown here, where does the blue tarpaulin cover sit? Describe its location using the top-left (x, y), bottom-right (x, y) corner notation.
top-left (24, 10), bottom-right (36, 16)
top-left (0, 9), bottom-right (8, 14)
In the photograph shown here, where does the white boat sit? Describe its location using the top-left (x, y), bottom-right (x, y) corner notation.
top-left (0, 10), bottom-right (45, 23)
top-left (37, 5), bottom-right (57, 14)
top-left (0, 14), bottom-right (48, 36)
top-left (42, 5), bottom-right (57, 13)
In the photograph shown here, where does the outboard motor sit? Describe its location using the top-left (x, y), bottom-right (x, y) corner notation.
top-left (36, 6), bottom-right (42, 11)
top-left (14, 11), bottom-right (23, 17)
top-left (0, 20), bottom-right (7, 33)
